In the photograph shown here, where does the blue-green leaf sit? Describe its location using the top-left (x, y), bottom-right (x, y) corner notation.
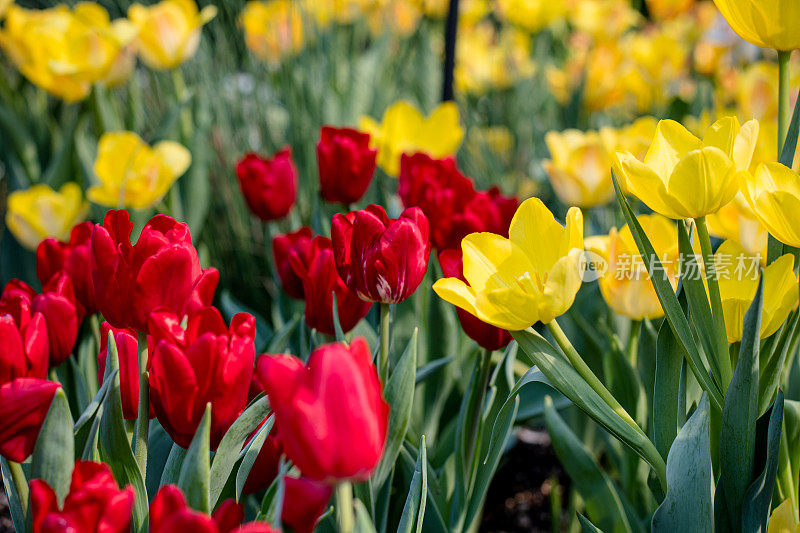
top-left (178, 403), bottom-right (211, 513)
top-left (31, 388), bottom-right (74, 504)
top-left (397, 435), bottom-right (427, 533)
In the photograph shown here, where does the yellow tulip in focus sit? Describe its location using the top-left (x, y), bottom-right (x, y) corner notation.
top-left (240, 1), bottom-right (304, 65)
top-left (88, 131), bottom-right (192, 209)
top-left (495, 0), bottom-right (566, 34)
top-left (645, 0), bottom-right (694, 20)
top-left (768, 500), bottom-right (800, 533)
top-left (6, 183), bottom-right (89, 251)
top-left (741, 162), bottom-right (800, 248)
top-left (613, 117), bottom-right (758, 219)
top-left (712, 0), bottom-right (800, 51)
top-left (715, 240), bottom-right (797, 343)
top-left (359, 101), bottom-right (464, 177)
top-left (128, 0), bottom-right (217, 70)
top-left (433, 198), bottom-right (584, 330)
top-left (706, 194), bottom-right (768, 258)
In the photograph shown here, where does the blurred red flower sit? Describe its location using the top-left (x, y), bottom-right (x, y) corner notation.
top-left (272, 226), bottom-right (313, 300)
top-left (0, 378), bottom-right (61, 462)
top-left (317, 126), bottom-right (377, 205)
top-left (36, 221), bottom-right (98, 314)
top-left (236, 149), bottom-right (297, 221)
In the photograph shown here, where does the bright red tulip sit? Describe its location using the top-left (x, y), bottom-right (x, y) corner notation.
top-left (150, 485), bottom-right (240, 533)
top-left (438, 249), bottom-right (512, 351)
top-left (30, 460), bottom-right (134, 533)
top-left (36, 221), bottom-right (98, 314)
top-left (97, 322), bottom-right (145, 420)
top-left (272, 227), bottom-right (313, 300)
top-left (90, 210), bottom-right (218, 332)
top-left (288, 236), bottom-right (372, 336)
top-left (236, 149), bottom-right (297, 221)
top-left (0, 287), bottom-right (48, 385)
top-left (282, 476), bottom-right (333, 533)
top-left (316, 126), bottom-right (377, 204)
top-left (257, 338), bottom-right (389, 482)
top-left (148, 307), bottom-right (255, 449)
top-left (332, 204), bottom-right (430, 304)
top-left (0, 378), bottom-right (61, 462)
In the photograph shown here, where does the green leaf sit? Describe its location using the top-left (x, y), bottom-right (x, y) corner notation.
top-left (653, 316), bottom-right (684, 460)
top-left (651, 393), bottom-right (713, 532)
top-left (758, 313), bottom-right (798, 414)
top-left (160, 443), bottom-right (187, 487)
top-left (414, 356), bottom-right (454, 385)
top-left (578, 513), bottom-right (604, 533)
top-left (331, 291), bottom-right (347, 343)
top-left (397, 435), bottom-right (427, 533)
top-left (179, 403), bottom-right (211, 513)
top-left (74, 369), bottom-right (115, 455)
top-left (256, 460), bottom-right (286, 527)
top-left (1, 458), bottom-right (26, 533)
top-left (780, 86), bottom-right (800, 168)
top-left (81, 403), bottom-right (103, 461)
top-left (31, 388), bottom-right (74, 504)
top-left (265, 314), bottom-right (301, 354)
top-left (354, 498), bottom-right (378, 533)
top-left (235, 415), bottom-right (274, 501)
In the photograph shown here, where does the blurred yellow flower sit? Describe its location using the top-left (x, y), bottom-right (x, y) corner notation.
top-left (88, 131), bottom-right (191, 209)
top-left (568, 0), bottom-right (642, 42)
top-left (128, 0), bottom-right (216, 70)
top-left (712, 0), bottom-right (800, 51)
top-left (496, 0), bottom-right (566, 34)
top-left (768, 500), bottom-right (800, 533)
top-left (367, 0), bottom-right (421, 37)
top-left (706, 194), bottom-right (768, 258)
top-left (613, 117), bottom-right (758, 219)
top-left (646, 0), bottom-right (695, 20)
top-left (467, 126), bottom-right (514, 165)
top-left (359, 100), bottom-right (464, 177)
top-left (715, 239), bottom-right (797, 342)
top-left (456, 23), bottom-right (535, 94)
top-left (616, 116), bottom-right (659, 159)
top-left (6, 183), bottom-right (89, 251)
top-left (240, 1), bottom-right (304, 64)
top-left (434, 198), bottom-right (584, 329)
top-left (0, 0), bottom-right (12, 19)
top-left (622, 28), bottom-right (691, 112)
top-left (741, 162), bottom-right (800, 248)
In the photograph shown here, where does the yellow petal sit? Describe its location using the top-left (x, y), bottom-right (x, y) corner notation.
top-left (665, 147), bottom-right (737, 218)
top-left (154, 140), bottom-right (192, 178)
top-left (762, 253), bottom-right (798, 339)
top-left (644, 119), bottom-right (702, 180)
top-left (461, 232), bottom-right (535, 293)
top-left (432, 277), bottom-right (480, 317)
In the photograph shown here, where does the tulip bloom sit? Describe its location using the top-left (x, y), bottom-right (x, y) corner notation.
top-left (257, 338), bottom-right (389, 482)
top-left (236, 149), bottom-right (298, 221)
top-left (289, 236), bottom-right (373, 336)
top-left (5, 183), bottom-right (89, 251)
top-left (712, 0), bottom-right (800, 51)
top-left (0, 378), bottom-right (61, 462)
top-left (128, 0), bottom-right (217, 70)
top-left (239, 0), bottom-right (304, 65)
top-left (438, 249), bottom-right (512, 351)
top-left (706, 194), bottom-right (768, 258)
top-left (0, 290), bottom-right (48, 385)
top-left (434, 198), bottom-right (584, 330)
top-left (332, 205), bottom-right (430, 304)
top-left (317, 126), bottom-right (377, 204)
top-left (90, 209), bottom-right (218, 332)
top-left (272, 227), bottom-right (313, 299)
top-left (148, 307), bottom-right (255, 449)
top-left (282, 477), bottom-right (334, 533)
top-left (97, 323), bottom-right (143, 420)
top-left (89, 132), bottom-right (192, 209)
top-left (37, 221), bottom-right (98, 314)
top-left (741, 162), bottom-right (800, 248)
top-left (613, 117), bottom-right (758, 220)
top-left (30, 460), bottom-right (134, 533)
top-left (495, 0), bottom-right (566, 33)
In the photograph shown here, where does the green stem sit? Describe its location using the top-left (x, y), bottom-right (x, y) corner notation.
top-left (465, 349), bottom-right (492, 480)
top-left (8, 461), bottom-right (28, 518)
top-left (695, 217), bottom-right (733, 389)
top-left (336, 481), bottom-right (354, 533)
top-left (171, 69), bottom-right (193, 144)
top-left (627, 320), bottom-right (640, 366)
top-left (379, 303), bottom-right (391, 383)
top-left (133, 333), bottom-right (149, 476)
top-left (779, 428), bottom-right (798, 521)
top-left (778, 50), bottom-right (791, 158)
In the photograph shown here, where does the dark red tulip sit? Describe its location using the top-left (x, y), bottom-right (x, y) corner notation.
top-left (288, 236), bottom-right (372, 336)
top-left (90, 210), bottom-right (218, 332)
top-left (332, 204), bottom-right (430, 304)
top-left (236, 149), bottom-right (297, 221)
top-left (316, 126), bottom-right (377, 204)
top-left (272, 227), bottom-right (313, 300)
top-left (241, 419), bottom-right (283, 495)
top-left (257, 338), bottom-right (389, 482)
top-left (148, 307), bottom-right (255, 449)
top-left (0, 378), bottom-right (61, 462)
top-left (97, 322), bottom-right (145, 420)
top-left (438, 249), bottom-right (512, 351)
top-left (36, 221), bottom-right (98, 314)
top-left (445, 187), bottom-right (518, 250)
top-left (282, 476), bottom-right (333, 533)
top-left (150, 485), bottom-right (246, 533)
top-left (0, 286), bottom-right (48, 385)
top-left (30, 460), bottom-right (134, 533)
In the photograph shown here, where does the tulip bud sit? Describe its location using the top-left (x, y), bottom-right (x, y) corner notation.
top-left (282, 477), bottom-right (334, 533)
top-left (236, 149), bottom-right (297, 221)
top-left (272, 227), bottom-right (314, 299)
top-left (0, 378), bottom-right (61, 462)
top-left (0, 289), bottom-right (49, 385)
top-left (37, 221), bottom-right (98, 314)
top-left (97, 323), bottom-right (144, 420)
top-left (332, 205), bottom-right (431, 304)
top-left (316, 126), bottom-right (377, 204)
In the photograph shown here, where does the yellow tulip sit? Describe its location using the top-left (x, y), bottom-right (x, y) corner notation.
top-left (433, 198), bottom-right (584, 330)
top-left (613, 117), bottom-right (758, 219)
top-left (712, 0), bottom-right (800, 51)
top-left (768, 500), bottom-right (800, 533)
top-left (616, 116), bottom-right (659, 160)
top-left (0, 0), bottom-right (12, 19)
top-left (715, 240), bottom-right (797, 342)
top-left (645, 0), bottom-right (695, 20)
top-left (495, 0), bottom-right (566, 34)
top-left (456, 23), bottom-right (536, 94)
top-left (88, 131), bottom-right (191, 209)
top-left (239, 1), bottom-right (304, 65)
top-left (128, 0), bottom-right (216, 70)
top-left (621, 28), bottom-right (691, 112)
top-left (568, 0), bottom-right (642, 42)
top-left (367, 0), bottom-right (422, 37)
top-left (706, 194), bottom-right (768, 258)
top-left (741, 162), bottom-right (800, 248)
top-left (6, 183), bottom-right (89, 251)
top-left (359, 100), bottom-right (464, 177)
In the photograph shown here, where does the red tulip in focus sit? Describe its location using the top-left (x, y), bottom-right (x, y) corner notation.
top-left (37, 221), bottom-right (98, 314)
top-left (0, 378), bottom-right (61, 462)
top-left (90, 210), bottom-right (218, 332)
top-left (332, 204), bottom-right (430, 304)
top-left (236, 149), bottom-right (297, 221)
top-left (282, 476), bottom-right (333, 533)
top-left (148, 307), bottom-right (255, 449)
top-left (0, 288), bottom-right (48, 385)
top-left (289, 235), bottom-right (372, 336)
top-left (97, 322), bottom-right (145, 420)
top-left (272, 226), bottom-right (313, 299)
top-left (257, 337), bottom-right (389, 482)
top-left (438, 249), bottom-right (512, 352)
top-left (316, 126), bottom-right (377, 204)
top-left (30, 460), bottom-right (134, 533)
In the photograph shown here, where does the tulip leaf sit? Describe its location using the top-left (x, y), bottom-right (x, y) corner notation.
top-left (578, 513), bottom-right (604, 533)
top-left (183, 120), bottom-right (212, 236)
top-left (265, 313), bottom-right (301, 354)
top-left (81, 403), bottom-right (103, 462)
top-left (651, 393), bottom-right (713, 532)
top-left (31, 388), bottom-right (74, 505)
top-left (354, 498), bottom-right (379, 533)
top-left (653, 310), bottom-right (686, 460)
top-left (397, 435), bottom-right (427, 533)
top-left (256, 460), bottom-right (286, 527)
top-left (544, 396), bottom-right (636, 533)
top-left (0, 458), bottom-right (25, 533)
top-left (759, 313), bottom-right (799, 415)
top-left (209, 396), bottom-right (270, 507)
top-left (159, 443), bottom-right (187, 487)
top-left (780, 89), bottom-right (800, 168)
top-left (716, 277), bottom-right (763, 531)
top-left (179, 403), bottom-right (211, 513)
top-left (414, 356), bottom-right (454, 385)
top-left (73, 368), bottom-right (115, 456)
top-left (235, 414), bottom-right (274, 501)
top-left (331, 291), bottom-right (347, 343)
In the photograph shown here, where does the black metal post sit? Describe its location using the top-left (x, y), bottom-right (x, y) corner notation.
top-left (442, 0), bottom-right (460, 102)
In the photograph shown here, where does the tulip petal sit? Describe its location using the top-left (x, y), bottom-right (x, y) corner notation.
top-left (644, 119), bottom-right (702, 179)
top-left (461, 232), bottom-right (533, 293)
top-left (432, 277), bottom-right (480, 317)
top-left (665, 147), bottom-right (737, 218)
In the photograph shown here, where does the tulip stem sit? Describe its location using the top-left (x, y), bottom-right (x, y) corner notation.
top-left (465, 349), bottom-right (493, 479)
top-left (695, 217), bottom-right (733, 390)
top-left (133, 371), bottom-right (149, 477)
top-left (778, 50), bottom-right (791, 157)
top-left (379, 304), bottom-right (391, 382)
top-left (335, 481), bottom-right (355, 533)
top-left (8, 461), bottom-right (27, 518)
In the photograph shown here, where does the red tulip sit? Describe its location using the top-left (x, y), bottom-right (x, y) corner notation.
top-left (332, 204), bottom-right (430, 304)
top-left (288, 236), bottom-right (372, 336)
top-left (438, 249), bottom-right (512, 351)
top-left (97, 322), bottom-right (145, 420)
top-left (90, 210), bottom-right (218, 332)
top-left (0, 378), bottom-right (61, 462)
top-left (272, 227), bottom-right (313, 300)
top-left (446, 186), bottom-right (518, 249)
top-left (236, 149), bottom-right (297, 221)
top-left (316, 126), bottom-right (377, 204)
top-left (0, 287), bottom-right (48, 385)
top-left (37, 221), bottom-right (98, 314)
top-left (282, 476), bottom-right (333, 533)
top-left (150, 485), bottom-right (241, 533)
top-left (148, 307), bottom-right (255, 449)
top-left (257, 338), bottom-right (389, 482)
top-left (30, 460), bottom-right (134, 533)
top-left (241, 419), bottom-right (283, 495)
